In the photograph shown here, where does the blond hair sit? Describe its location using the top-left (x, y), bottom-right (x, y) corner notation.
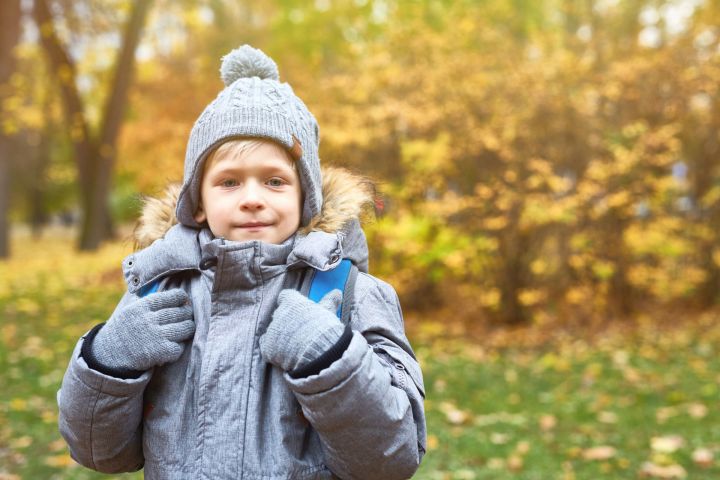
top-left (203, 138), bottom-right (296, 173)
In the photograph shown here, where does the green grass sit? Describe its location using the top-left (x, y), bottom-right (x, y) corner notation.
top-left (412, 327), bottom-right (720, 479)
top-left (1, 229), bottom-right (719, 479)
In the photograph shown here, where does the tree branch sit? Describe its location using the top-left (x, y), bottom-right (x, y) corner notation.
top-left (32, 0), bottom-right (92, 184)
top-left (99, 0), bottom-right (153, 155)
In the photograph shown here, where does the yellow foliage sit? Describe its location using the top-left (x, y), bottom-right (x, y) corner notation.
top-left (480, 289), bottom-right (501, 309)
top-left (7, 0), bottom-right (719, 326)
top-left (519, 289), bottom-right (546, 307)
top-left (44, 454), bottom-right (76, 468)
top-left (565, 287), bottom-right (588, 305)
top-left (9, 398), bottom-right (28, 412)
top-left (530, 259), bottom-right (548, 276)
top-left (483, 216), bottom-right (508, 231)
top-left (591, 261), bottom-right (615, 281)
top-left (606, 191), bottom-right (631, 209)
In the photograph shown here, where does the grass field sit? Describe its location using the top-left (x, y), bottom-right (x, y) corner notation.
top-left (1, 228), bottom-right (719, 479)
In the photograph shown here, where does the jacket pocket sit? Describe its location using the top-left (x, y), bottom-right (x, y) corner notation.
top-left (371, 345), bottom-right (425, 399)
top-left (371, 344), bottom-right (428, 455)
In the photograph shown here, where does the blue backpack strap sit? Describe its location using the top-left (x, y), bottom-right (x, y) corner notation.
top-left (138, 280), bottom-right (161, 297)
top-left (137, 271), bottom-right (195, 298)
top-left (137, 274), bottom-right (179, 298)
top-left (308, 259), bottom-right (357, 323)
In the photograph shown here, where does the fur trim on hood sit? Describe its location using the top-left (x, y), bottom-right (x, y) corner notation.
top-left (133, 167), bottom-right (377, 251)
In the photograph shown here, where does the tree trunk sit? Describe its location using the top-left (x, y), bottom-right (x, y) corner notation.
top-left (496, 202), bottom-right (530, 324)
top-left (0, 0), bottom-right (22, 258)
top-left (33, 0), bottom-right (153, 251)
top-left (605, 216), bottom-right (634, 317)
top-left (0, 143), bottom-right (11, 258)
top-left (694, 107), bottom-right (720, 307)
top-left (91, 0), bottom-right (154, 247)
top-left (29, 117), bottom-right (53, 238)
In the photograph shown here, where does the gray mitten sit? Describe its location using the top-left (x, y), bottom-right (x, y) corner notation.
top-left (259, 289), bottom-right (344, 373)
top-left (91, 289), bottom-right (195, 372)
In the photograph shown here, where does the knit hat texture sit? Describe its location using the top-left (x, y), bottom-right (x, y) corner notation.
top-left (175, 45), bottom-right (322, 227)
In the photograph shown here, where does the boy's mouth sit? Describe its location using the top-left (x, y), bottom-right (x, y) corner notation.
top-left (237, 222), bottom-right (272, 228)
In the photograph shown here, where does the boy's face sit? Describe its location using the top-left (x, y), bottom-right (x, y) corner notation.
top-left (193, 141), bottom-right (303, 244)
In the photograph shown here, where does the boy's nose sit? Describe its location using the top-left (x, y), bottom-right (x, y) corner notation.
top-left (238, 182), bottom-right (265, 210)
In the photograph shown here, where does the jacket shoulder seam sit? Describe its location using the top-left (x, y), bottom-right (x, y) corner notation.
top-left (353, 273), bottom-right (401, 323)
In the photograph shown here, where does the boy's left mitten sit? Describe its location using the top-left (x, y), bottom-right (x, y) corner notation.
top-left (259, 289), bottom-right (345, 374)
top-left (87, 289), bottom-right (195, 373)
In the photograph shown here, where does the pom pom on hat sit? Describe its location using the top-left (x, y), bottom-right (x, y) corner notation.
top-left (220, 45), bottom-right (280, 86)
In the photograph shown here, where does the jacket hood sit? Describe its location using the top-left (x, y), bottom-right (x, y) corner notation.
top-left (134, 166), bottom-right (376, 250)
top-left (123, 167), bottom-right (376, 294)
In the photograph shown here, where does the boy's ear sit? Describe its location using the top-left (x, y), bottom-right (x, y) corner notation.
top-left (193, 203), bottom-right (206, 224)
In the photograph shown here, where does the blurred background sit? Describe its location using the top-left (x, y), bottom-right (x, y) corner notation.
top-left (1, 0), bottom-right (719, 478)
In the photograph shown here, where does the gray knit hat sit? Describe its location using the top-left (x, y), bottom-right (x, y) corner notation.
top-left (175, 45), bottom-right (322, 227)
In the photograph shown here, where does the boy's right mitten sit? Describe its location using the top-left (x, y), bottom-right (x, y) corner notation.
top-left (89, 289), bottom-right (195, 373)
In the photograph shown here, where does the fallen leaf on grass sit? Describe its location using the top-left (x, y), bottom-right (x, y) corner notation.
top-left (686, 403), bottom-right (707, 419)
top-left (507, 454), bottom-right (523, 471)
top-left (651, 436), bottom-right (684, 454)
top-left (515, 440), bottom-right (531, 455)
top-left (454, 469), bottom-right (477, 479)
top-left (582, 446), bottom-right (616, 460)
top-left (598, 411), bottom-right (618, 424)
top-left (444, 410), bottom-right (467, 425)
top-left (9, 436), bottom-right (32, 449)
top-left (439, 401), bottom-right (469, 425)
top-left (612, 350), bottom-right (629, 366)
top-left (623, 366), bottom-right (642, 383)
top-left (49, 438), bottom-right (67, 452)
top-left (490, 432), bottom-right (510, 445)
top-left (41, 409), bottom-right (57, 424)
top-left (539, 414), bottom-right (557, 431)
top-left (561, 461), bottom-right (576, 480)
top-left (656, 406), bottom-right (679, 424)
top-left (639, 462), bottom-right (687, 479)
top-left (692, 448), bottom-right (714, 468)
top-left (486, 458), bottom-right (505, 469)
top-left (650, 452), bottom-right (676, 466)
top-left (8, 398), bottom-right (27, 412)
top-left (566, 447), bottom-right (583, 459)
top-left (44, 453), bottom-right (76, 468)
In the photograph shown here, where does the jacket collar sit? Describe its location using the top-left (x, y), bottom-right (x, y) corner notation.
top-left (198, 228), bottom-right (297, 288)
top-left (123, 224), bottom-right (200, 294)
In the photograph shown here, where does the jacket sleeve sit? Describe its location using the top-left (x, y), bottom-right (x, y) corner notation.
top-left (284, 274), bottom-right (427, 480)
top-left (57, 291), bottom-right (152, 473)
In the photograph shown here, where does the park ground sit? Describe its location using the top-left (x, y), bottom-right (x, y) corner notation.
top-left (1, 227), bottom-right (719, 479)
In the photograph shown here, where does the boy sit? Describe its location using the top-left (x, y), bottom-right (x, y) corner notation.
top-left (57, 45), bottom-right (426, 479)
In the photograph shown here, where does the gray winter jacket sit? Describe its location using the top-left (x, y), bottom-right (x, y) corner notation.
top-left (57, 168), bottom-right (426, 479)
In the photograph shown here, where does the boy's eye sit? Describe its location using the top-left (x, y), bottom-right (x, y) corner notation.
top-left (267, 178), bottom-right (285, 187)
